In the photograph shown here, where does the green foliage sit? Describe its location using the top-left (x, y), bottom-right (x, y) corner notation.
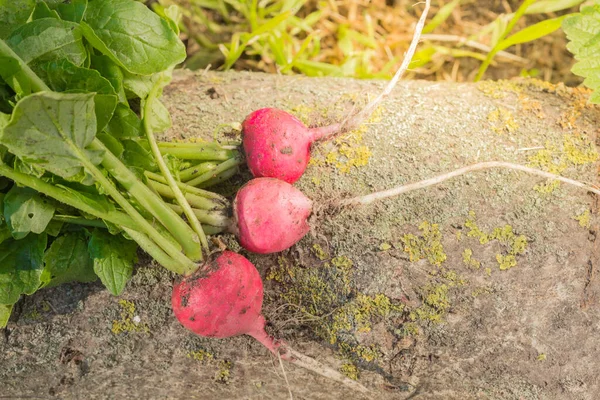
top-left (564, 2), bottom-right (600, 103)
top-left (43, 232), bottom-right (97, 287)
top-left (0, 0), bottom-right (238, 325)
top-left (89, 229), bottom-right (137, 296)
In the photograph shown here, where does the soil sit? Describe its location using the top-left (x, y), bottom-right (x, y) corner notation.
top-left (2, 70), bottom-right (600, 399)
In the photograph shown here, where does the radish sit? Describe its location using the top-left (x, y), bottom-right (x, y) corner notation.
top-left (172, 250), bottom-right (370, 393)
top-left (233, 178), bottom-right (312, 254)
top-left (230, 163), bottom-right (600, 254)
top-left (241, 0), bottom-right (431, 183)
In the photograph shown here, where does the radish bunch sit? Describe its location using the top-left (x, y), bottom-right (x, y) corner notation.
top-left (167, 0), bottom-right (433, 391)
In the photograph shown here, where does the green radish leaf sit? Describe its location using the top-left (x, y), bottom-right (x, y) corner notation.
top-left (36, 59), bottom-right (118, 132)
top-left (97, 132), bottom-right (124, 158)
top-left (4, 186), bottom-right (55, 240)
top-left (121, 139), bottom-right (157, 172)
top-left (56, 183), bottom-right (116, 214)
top-left (423, 0), bottom-right (461, 34)
top-left (32, 2), bottom-right (61, 20)
top-left (6, 18), bottom-right (87, 70)
top-left (44, 219), bottom-right (64, 237)
top-left (564, 4), bottom-right (600, 103)
top-left (0, 92), bottom-right (103, 182)
top-left (0, 82), bottom-right (13, 114)
top-left (0, 233), bottom-right (47, 304)
top-left (90, 55), bottom-right (127, 103)
top-left (123, 72), bottom-right (159, 99)
top-left (106, 104), bottom-right (142, 139)
top-left (147, 97), bottom-right (171, 132)
top-left (81, 0), bottom-right (186, 75)
top-left (0, 56), bottom-right (34, 97)
top-left (88, 229), bottom-right (137, 296)
top-left (43, 232), bottom-right (97, 287)
top-left (0, 303), bottom-right (12, 327)
top-left (0, 0), bottom-right (36, 39)
top-left (526, 0), bottom-right (586, 14)
top-left (498, 16), bottom-right (566, 52)
top-left (0, 192), bottom-right (11, 245)
top-left (54, 0), bottom-right (88, 23)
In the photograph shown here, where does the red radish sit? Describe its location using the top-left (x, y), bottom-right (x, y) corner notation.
top-left (172, 250), bottom-right (280, 353)
top-left (241, 108), bottom-right (338, 184)
top-left (172, 250), bottom-right (370, 393)
top-left (231, 162), bottom-right (600, 255)
top-left (233, 177), bottom-right (312, 254)
top-left (241, 0), bottom-right (431, 183)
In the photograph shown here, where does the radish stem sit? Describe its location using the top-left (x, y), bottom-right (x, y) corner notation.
top-left (339, 161), bottom-right (600, 206)
top-left (179, 161), bottom-right (218, 182)
top-left (196, 166), bottom-right (239, 189)
top-left (147, 179), bottom-right (225, 210)
top-left (158, 145), bottom-right (236, 161)
top-left (167, 204), bottom-right (231, 227)
top-left (144, 170), bottom-right (229, 203)
top-left (143, 82), bottom-right (209, 254)
top-left (186, 156), bottom-right (243, 187)
top-left (90, 140), bottom-right (203, 263)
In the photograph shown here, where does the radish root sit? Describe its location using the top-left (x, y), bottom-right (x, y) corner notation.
top-left (338, 161), bottom-right (600, 207)
top-left (279, 345), bottom-right (371, 394)
top-left (312, 0), bottom-right (431, 140)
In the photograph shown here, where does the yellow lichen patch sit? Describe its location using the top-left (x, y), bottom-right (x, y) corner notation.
top-left (537, 353), bottom-right (547, 362)
top-left (215, 360), bottom-right (232, 383)
top-left (528, 133), bottom-right (598, 193)
top-left (312, 243), bottom-right (329, 260)
top-left (340, 362), bottom-right (359, 380)
top-left (464, 212), bottom-right (528, 271)
top-left (518, 94), bottom-right (545, 119)
top-left (471, 286), bottom-right (493, 297)
top-left (574, 209), bottom-right (591, 229)
top-left (379, 242), bottom-right (392, 251)
top-left (401, 221), bottom-right (447, 266)
top-left (111, 300), bottom-right (149, 335)
top-left (409, 268), bottom-right (466, 323)
top-left (462, 248), bottom-right (480, 269)
top-left (477, 80), bottom-right (523, 99)
top-left (187, 349), bottom-right (214, 362)
top-left (487, 107), bottom-right (519, 134)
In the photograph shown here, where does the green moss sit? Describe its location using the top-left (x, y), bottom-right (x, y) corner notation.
top-left (111, 300), bottom-right (149, 335)
top-left (409, 268), bottom-right (466, 323)
top-left (401, 221), bottom-right (447, 266)
top-left (267, 249), bottom-right (404, 365)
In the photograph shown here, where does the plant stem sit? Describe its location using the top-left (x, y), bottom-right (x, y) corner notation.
top-left (167, 204), bottom-right (231, 227)
top-left (158, 145), bottom-right (236, 161)
top-left (338, 161), bottom-right (600, 206)
top-left (144, 170), bottom-right (229, 203)
top-left (179, 161), bottom-right (218, 182)
top-left (0, 163), bottom-right (138, 230)
top-left (143, 83), bottom-right (209, 254)
top-left (310, 0), bottom-right (431, 140)
top-left (52, 215), bottom-right (108, 228)
top-left (123, 228), bottom-right (197, 274)
top-left (474, 0), bottom-right (536, 81)
top-left (0, 39), bottom-right (51, 93)
top-left (196, 166), bottom-right (239, 189)
top-left (90, 140), bottom-right (203, 263)
top-left (79, 141), bottom-right (198, 273)
top-left (201, 225), bottom-right (225, 235)
top-left (186, 156), bottom-right (243, 187)
top-left (147, 179), bottom-right (223, 210)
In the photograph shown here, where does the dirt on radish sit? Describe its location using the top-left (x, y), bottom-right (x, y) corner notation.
top-left (4, 72), bottom-right (600, 399)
